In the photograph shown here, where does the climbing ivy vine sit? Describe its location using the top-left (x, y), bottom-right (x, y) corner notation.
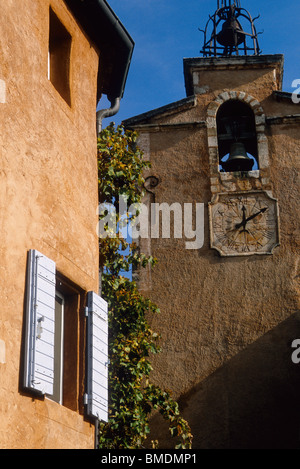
top-left (97, 123), bottom-right (192, 449)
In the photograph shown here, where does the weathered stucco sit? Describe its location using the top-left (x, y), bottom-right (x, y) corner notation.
top-left (0, 0), bottom-right (100, 449)
top-left (126, 56), bottom-right (300, 448)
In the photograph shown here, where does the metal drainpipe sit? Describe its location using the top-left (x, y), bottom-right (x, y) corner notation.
top-left (96, 96), bottom-right (121, 135)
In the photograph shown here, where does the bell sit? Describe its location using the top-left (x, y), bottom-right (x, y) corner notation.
top-left (222, 142), bottom-right (254, 172)
top-left (216, 18), bottom-right (245, 47)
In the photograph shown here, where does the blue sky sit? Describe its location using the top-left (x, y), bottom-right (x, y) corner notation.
top-left (101, 0), bottom-right (300, 126)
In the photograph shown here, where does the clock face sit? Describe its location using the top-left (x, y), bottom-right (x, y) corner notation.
top-left (209, 192), bottom-right (280, 256)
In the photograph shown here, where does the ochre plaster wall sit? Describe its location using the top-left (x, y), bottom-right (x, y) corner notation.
top-left (0, 0), bottom-right (100, 448)
top-left (133, 58), bottom-right (300, 448)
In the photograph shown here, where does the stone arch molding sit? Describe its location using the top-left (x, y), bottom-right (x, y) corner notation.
top-left (206, 91), bottom-right (269, 175)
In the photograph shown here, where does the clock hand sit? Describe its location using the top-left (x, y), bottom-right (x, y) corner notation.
top-left (244, 207), bottom-right (268, 223)
top-left (235, 207), bottom-right (268, 230)
top-left (234, 206), bottom-right (247, 230)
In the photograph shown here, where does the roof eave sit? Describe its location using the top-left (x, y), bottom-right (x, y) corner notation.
top-left (123, 95), bottom-right (197, 127)
top-left (65, 0), bottom-right (134, 100)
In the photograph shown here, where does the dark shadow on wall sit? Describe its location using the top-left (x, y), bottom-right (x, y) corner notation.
top-left (148, 311), bottom-right (300, 449)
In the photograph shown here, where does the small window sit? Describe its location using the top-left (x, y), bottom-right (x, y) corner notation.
top-left (48, 8), bottom-right (72, 105)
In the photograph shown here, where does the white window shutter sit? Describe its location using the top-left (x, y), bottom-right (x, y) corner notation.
top-left (23, 249), bottom-right (56, 395)
top-left (86, 291), bottom-right (108, 422)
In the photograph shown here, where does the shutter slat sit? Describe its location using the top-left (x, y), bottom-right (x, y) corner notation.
top-left (35, 371), bottom-right (54, 384)
top-left (36, 288), bottom-right (56, 311)
top-left (92, 362), bottom-right (108, 381)
top-left (91, 373), bottom-right (108, 390)
top-left (86, 291), bottom-right (108, 422)
top-left (92, 351), bottom-right (108, 369)
top-left (94, 337), bottom-right (107, 355)
top-left (23, 250), bottom-right (56, 395)
top-left (35, 338), bottom-right (54, 358)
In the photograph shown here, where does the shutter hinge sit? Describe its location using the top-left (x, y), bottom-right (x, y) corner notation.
top-left (84, 306), bottom-right (89, 318)
top-left (83, 393), bottom-right (89, 405)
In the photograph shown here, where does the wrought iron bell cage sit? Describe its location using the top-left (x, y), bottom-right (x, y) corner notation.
top-left (200, 0), bottom-right (261, 57)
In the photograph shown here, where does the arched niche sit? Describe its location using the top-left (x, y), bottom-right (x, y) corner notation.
top-left (206, 91), bottom-right (269, 175)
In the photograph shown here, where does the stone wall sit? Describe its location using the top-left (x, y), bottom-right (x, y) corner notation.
top-left (0, 0), bottom-right (100, 448)
top-left (129, 56), bottom-right (300, 448)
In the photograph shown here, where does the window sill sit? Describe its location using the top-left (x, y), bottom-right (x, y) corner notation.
top-left (219, 169), bottom-right (260, 179)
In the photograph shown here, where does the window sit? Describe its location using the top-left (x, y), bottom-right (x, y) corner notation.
top-left (48, 8), bottom-right (72, 105)
top-left (23, 250), bottom-right (108, 422)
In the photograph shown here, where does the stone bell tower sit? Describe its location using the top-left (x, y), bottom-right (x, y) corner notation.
top-left (124, 0), bottom-right (300, 449)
